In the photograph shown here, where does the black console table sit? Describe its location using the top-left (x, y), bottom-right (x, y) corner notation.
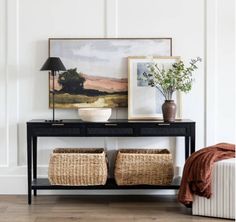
top-left (27, 119), bottom-right (195, 204)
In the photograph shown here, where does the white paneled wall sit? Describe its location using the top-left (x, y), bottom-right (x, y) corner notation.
top-left (0, 0), bottom-right (235, 194)
top-left (214, 0), bottom-right (235, 143)
top-left (0, 0), bottom-right (7, 166)
top-left (205, 0), bottom-right (236, 145)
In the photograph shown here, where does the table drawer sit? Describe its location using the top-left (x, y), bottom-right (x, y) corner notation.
top-left (86, 127), bottom-right (134, 136)
top-left (32, 127), bottom-right (81, 136)
top-left (139, 127), bottom-right (186, 136)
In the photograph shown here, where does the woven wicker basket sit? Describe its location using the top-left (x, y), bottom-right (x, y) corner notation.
top-left (114, 149), bottom-right (174, 186)
top-left (48, 148), bottom-right (108, 186)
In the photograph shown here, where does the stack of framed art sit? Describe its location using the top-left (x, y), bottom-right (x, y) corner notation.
top-left (49, 38), bottom-right (182, 120)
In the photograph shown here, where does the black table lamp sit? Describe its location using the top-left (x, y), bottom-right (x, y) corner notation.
top-left (40, 57), bottom-right (66, 122)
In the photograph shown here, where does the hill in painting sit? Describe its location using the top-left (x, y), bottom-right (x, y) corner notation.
top-left (49, 68), bottom-right (128, 108)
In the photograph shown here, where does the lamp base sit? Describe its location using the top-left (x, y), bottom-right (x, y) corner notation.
top-left (45, 119), bottom-right (63, 123)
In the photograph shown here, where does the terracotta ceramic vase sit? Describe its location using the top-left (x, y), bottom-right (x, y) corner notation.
top-left (162, 100), bottom-right (176, 122)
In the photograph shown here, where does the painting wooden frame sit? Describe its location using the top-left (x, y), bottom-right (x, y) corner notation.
top-left (48, 38), bottom-right (172, 109)
top-left (128, 56), bottom-right (182, 120)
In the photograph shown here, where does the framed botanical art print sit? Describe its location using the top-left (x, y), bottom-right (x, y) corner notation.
top-left (128, 56), bottom-right (182, 120)
top-left (49, 38), bottom-right (172, 108)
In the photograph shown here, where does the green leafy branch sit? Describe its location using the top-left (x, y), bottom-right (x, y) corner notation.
top-left (142, 57), bottom-right (202, 100)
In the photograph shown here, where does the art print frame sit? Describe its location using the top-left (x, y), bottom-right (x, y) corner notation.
top-left (128, 56), bottom-right (182, 120)
top-left (48, 38), bottom-right (172, 109)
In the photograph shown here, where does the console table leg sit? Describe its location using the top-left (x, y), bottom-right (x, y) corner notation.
top-left (33, 137), bottom-right (37, 196)
top-left (190, 124), bottom-right (196, 154)
top-left (27, 132), bottom-right (32, 205)
top-left (185, 136), bottom-right (190, 160)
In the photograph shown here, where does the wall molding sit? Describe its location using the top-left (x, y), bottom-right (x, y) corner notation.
top-left (5, 0), bottom-right (20, 167)
top-left (105, 0), bottom-right (118, 37)
top-left (205, 0), bottom-right (218, 146)
top-left (0, 0), bottom-right (8, 166)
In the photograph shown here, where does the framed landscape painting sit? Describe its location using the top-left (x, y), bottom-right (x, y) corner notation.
top-left (128, 56), bottom-right (182, 120)
top-left (49, 38), bottom-right (172, 108)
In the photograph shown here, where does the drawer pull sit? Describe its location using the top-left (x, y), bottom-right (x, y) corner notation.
top-left (105, 123), bottom-right (117, 126)
top-left (158, 123), bottom-right (170, 126)
top-left (51, 123), bottom-right (65, 126)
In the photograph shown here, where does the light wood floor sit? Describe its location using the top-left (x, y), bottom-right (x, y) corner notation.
top-left (0, 195), bottom-right (230, 222)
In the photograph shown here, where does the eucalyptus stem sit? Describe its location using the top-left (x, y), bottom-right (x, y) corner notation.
top-left (156, 86), bottom-right (167, 100)
top-left (142, 57), bottom-right (201, 98)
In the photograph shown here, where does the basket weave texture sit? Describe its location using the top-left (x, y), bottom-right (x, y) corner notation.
top-left (114, 149), bottom-right (174, 186)
top-left (48, 148), bottom-right (108, 186)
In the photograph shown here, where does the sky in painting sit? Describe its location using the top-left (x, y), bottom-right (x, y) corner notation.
top-left (50, 39), bottom-right (171, 79)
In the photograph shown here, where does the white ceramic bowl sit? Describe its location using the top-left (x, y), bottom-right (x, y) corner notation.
top-left (78, 108), bottom-right (112, 122)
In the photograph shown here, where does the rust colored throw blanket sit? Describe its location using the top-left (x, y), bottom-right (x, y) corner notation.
top-left (178, 143), bottom-right (235, 207)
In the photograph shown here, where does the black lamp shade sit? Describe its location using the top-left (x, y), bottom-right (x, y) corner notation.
top-left (40, 57), bottom-right (66, 71)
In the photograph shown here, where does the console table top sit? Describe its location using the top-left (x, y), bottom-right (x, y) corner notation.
top-left (27, 119), bottom-right (195, 124)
